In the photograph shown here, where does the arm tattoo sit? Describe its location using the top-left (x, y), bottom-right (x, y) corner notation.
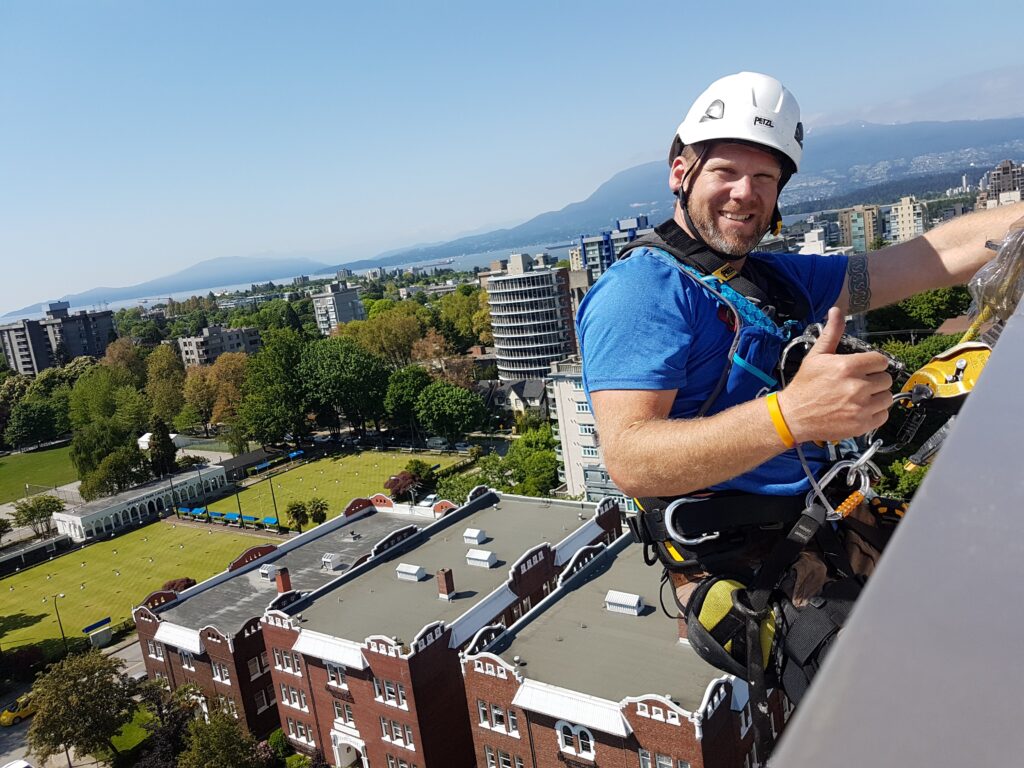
top-left (847, 254), bottom-right (871, 314)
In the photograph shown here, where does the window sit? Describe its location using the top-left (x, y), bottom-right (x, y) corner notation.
top-left (508, 710), bottom-right (519, 735)
top-left (259, 651), bottom-right (268, 669)
top-left (404, 725), bottom-right (414, 746)
top-left (578, 424), bottom-right (596, 434)
top-left (292, 653), bottom-right (302, 674)
top-left (287, 718), bottom-right (296, 736)
top-left (180, 650), bottom-right (195, 670)
top-left (498, 751), bottom-right (513, 768)
top-left (327, 662), bottom-right (347, 688)
top-left (397, 683), bottom-right (407, 706)
top-left (560, 724), bottom-right (574, 749)
top-left (581, 446), bottom-right (600, 458)
top-left (147, 640), bottom-right (164, 660)
top-left (274, 648), bottom-right (283, 668)
top-left (677, 761), bottom-right (691, 768)
top-left (373, 677), bottom-right (383, 698)
top-left (247, 656), bottom-right (262, 679)
top-left (387, 757), bottom-right (396, 768)
top-left (515, 758), bottom-right (524, 768)
top-left (345, 704), bottom-right (354, 725)
top-left (385, 681), bottom-right (397, 703)
top-left (578, 730), bottom-right (593, 755)
top-left (575, 401), bottom-right (591, 413)
top-left (485, 747), bottom-right (496, 768)
top-left (655, 755), bottom-right (672, 768)
top-left (212, 662), bottom-right (230, 683)
top-left (478, 700), bottom-right (489, 725)
top-left (380, 717), bottom-right (389, 738)
top-left (639, 750), bottom-right (652, 768)
top-left (333, 700), bottom-right (344, 720)
top-left (491, 705), bottom-right (506, 729)
top-left (392, 721), bottom-right (403, 741)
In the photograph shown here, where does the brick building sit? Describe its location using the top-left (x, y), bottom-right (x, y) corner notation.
top-left (258, 492), bottom-right (623, 767)
top-left (462, 535), bottom-right (790, 768)
top-left (132, 497), bottom-right (435, 736)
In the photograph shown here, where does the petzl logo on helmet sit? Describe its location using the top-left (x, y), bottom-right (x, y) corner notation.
top-left (754, 116), bottom-right (774, 128)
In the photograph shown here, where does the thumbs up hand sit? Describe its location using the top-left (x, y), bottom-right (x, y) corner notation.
top-left (777, 307), bottom-right (893, 443)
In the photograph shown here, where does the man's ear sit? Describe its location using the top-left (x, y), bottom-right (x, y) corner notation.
top-left (669, 156), bottom-right (689, 195)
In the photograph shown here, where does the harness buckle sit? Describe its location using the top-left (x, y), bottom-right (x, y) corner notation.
top-left (663, 497), bottom-right (722, 546)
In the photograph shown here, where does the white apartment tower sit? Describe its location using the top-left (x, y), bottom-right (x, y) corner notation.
top-left (889, 196), bottom-right (927, 243)
top-left (547, 356), bottom-right (634, 510)
top-left (488, 260), bottom-right (575, 381)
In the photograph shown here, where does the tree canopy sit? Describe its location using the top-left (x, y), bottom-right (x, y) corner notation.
top-left (415, 380), bottom-right (486, 443)
top-left (26, 650), bottom-right (136, 763)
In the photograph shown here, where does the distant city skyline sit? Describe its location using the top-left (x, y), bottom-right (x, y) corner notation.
top-left (2, 0), bottom-right (1023, 315)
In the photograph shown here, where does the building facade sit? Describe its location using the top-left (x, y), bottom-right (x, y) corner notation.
top-left (177, 325), bottom-right (261, 366)
top-left (577, 216), bottom-right (654, 280)
top-left (488, 263), bottom-right (575, 382)
top-left (977, 159), bottom-right (1024, 209)
top-left (311, 282), bottom-right (365, 336)
top-left (546, 357), bottom-right (633, 509)
top-left (837, 205), bottom-right (881, 254)
top-left (0, 302), bottom-right (114, 376)
top-left (888, 196), bottom-right (927, 243)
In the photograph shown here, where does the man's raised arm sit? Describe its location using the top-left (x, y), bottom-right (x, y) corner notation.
top-left (837, 201), bottom-right (1024, 315)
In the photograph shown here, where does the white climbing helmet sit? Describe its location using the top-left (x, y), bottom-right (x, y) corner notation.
top-left (675, 72), bottom-right (804, 172)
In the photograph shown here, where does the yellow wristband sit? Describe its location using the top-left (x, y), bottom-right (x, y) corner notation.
top-left (765, 392), bottom-right (796, 449)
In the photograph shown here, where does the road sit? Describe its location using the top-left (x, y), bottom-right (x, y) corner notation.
top-left (0, 637), bottom-right (142, 767)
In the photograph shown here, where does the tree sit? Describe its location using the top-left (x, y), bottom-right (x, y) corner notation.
top-left (79, 445), bottom-right (150, 500)
top-left (385, 365), bottom-right (432, 436)
top-left (0, 517), bottom-right (13, 546)
top-left (415, 380), bottom-right (486, 444)
top-left (12, 494), bottom-right (63, 536)
top-left (70, 418), bottom-right (131, 478)
top-left (183, 366), bottom-right (218, 437)
top-left (145, 344), bottom-right (186, 424)
top-left (472, 289), bottom-right (493, 345)
top-left (308, 497), bottom-right (329, 526)
top-left (301, 336), bottom-right (388, 432)
top-left (112, 384), bottom-right (152, 435)
top-left (866, 286), bottom-right (972, 334)
top-left (341, 309), bottom-right (424, 369)
top-left (26, 650), bottom-right (135, 763)
top-left (404, 458), bottom-right (436, 485)
top-left (3, 397), bottom-right (57, 447)
top-left (239, 328), bottom-right (309, 446)
top-left (209, 352), bottom-right (248, 425)
top-left (149, 416), bottom-right (178, 477)
top-left (437, 286), bottom-right (480, 352)
top-left (384, 471), bottom-right (419, 501)
top-left (285, 500), bottom-right (309, 533)
top-left (69, 365), bottom-right (134, 429)
top-left (102, 338), bottom-right (148, 388)
top-left (0, 374), bottom-right (31, 448)
top-left (177, 710), bottom-right (263, 768)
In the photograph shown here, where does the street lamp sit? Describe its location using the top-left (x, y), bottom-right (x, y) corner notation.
top-left (47, 592), bottom-right (68, 654)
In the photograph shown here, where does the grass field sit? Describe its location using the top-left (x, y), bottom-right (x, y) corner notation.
top-left (206, 450), bottom-right (464, 522)
top-left (0, 445), bottom-right (77, 504)
top-left (0, 522), bottom-right (277, 653)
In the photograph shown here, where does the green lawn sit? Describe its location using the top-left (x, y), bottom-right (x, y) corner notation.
top-left (0, 522), bottom-right (277, 653)
top-left (206, 451), bottom-right (464, 522)
top-left (0, 445), bottom-right (77, 504)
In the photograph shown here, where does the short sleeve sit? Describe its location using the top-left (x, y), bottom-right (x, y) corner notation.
top-left (763, 251), bottom-right (849, 320)
top-left (577, 250), bottom-right (696, 395)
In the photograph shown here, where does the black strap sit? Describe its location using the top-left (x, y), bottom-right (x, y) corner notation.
top-left (634, 493), bottom-right (805, 542)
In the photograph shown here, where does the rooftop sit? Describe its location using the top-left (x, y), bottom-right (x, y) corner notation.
top-left (159, 507), bottom-right (425, 635)
top-left (487, 537), bottom-right (722, 711)
top-left (293, 496), bottom-right (596, 644)
top-left (59, 470), bottom-right (221, 519)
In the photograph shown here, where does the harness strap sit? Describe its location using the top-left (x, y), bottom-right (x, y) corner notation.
top-left (632, 493), bottom-right (806, 543)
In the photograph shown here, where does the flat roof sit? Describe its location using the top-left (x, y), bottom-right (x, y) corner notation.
top-left (489, 539), bottom-right (723, 711)
top-left (159, 508), bottom-right (425, 634)
top-left (296, 496), bottom-right (592, 643)
top-left (60, 471), bottom-right (221, 519)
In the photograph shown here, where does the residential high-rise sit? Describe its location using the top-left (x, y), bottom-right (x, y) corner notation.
top-left (311, 282), bottom-right (365, 336)
top-left (177, 326), bottom-right (261, 366)
top-left (888, 196), bottom-right (927, 243)
top-left (488, 262), bottom-right (576, 382)
top-left (577, 216), bottom-right (653, 280)
top-left (837, 205), bottom-right (881, 254)
top-left (547, 356), bottom-right (633, 510)
top-left (977, 159), bottom-right (1024, 209)
top-left (0, 302), bottom-right (114, 376)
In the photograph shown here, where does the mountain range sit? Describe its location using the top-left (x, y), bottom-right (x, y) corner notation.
top-left (6, 117), bottom-right (1023, 318)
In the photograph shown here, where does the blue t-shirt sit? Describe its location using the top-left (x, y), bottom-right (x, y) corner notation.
top-left (577, 246), bottom-right (848, 495)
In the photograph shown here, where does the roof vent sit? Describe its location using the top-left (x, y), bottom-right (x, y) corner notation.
top-left (604, 589), bottom-right (644, 616)
top-left (463, 528), bottom-right (486, 545)
top-left (466, 549), bottom-right (497, 569)
top-left (396, 563), bottom-right (427, 582)
top-left (321, 553), bottom-right (345, 571)
top-left (259, 564), bottom-right (278, 581)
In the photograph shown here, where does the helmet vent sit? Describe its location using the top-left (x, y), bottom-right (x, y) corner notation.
top-left (794, 122), bottom-right (804, 147)
top-left (700, 99), bottom-right (725, 122)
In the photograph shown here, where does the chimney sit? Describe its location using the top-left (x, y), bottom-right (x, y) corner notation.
top-left (437, 568), bottom-right (455, 601)
top-left (275, 567), bottom-right (292, 594)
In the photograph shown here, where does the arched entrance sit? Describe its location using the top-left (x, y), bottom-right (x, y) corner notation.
top-left (330, 731), bottom-right (367, 768)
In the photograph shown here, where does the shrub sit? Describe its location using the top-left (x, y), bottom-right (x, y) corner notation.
top-left (267, 728), bottom-right (293, 759)
top-left (161, 577), bottom-right (197, 593)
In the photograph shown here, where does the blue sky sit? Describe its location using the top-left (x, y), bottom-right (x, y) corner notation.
top-left (2, 0), bottom-right (1023, 315)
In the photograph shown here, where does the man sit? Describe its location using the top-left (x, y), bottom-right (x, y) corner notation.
top-left (579, 71), bottom-right (1022, 503)
top-left (576, 71), bottom-right (1023, 713)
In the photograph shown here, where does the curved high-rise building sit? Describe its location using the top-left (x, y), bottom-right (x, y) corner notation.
top-left (487, 260), bottom-right (575, 382)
